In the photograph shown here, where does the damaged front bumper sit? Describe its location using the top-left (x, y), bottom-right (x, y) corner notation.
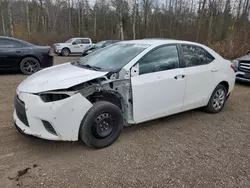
top-left (13, 91), bottom-right (93, 141)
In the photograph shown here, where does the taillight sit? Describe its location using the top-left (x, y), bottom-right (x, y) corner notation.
top-left (231, 60), bottom-right (239, 72)
top-left (230, 64), bottom-right (236, 71)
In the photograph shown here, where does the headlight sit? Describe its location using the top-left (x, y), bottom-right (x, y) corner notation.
top-left (232, 60), bottom-right (239, 70)
top-left (39, 93), bottom-right (70, 102)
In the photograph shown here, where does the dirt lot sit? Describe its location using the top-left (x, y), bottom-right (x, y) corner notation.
top-left (0, 56), bottom-right (250, 188)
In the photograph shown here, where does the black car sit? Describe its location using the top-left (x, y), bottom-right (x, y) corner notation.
top-left (82, 40), bottom-right (120, 56)
top-left (0, 36), bottom-right (54, 75)
top-left (232, 52), bottom-right (250, 82)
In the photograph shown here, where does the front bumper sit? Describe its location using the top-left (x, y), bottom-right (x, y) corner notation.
top-left (236, 71), bottom-right (250, 82)
top-left (13, 91), bottom-right (93, 141)
top-left (53, 48), bottom-right (62, 54)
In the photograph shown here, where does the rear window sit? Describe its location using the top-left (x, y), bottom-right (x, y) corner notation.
top-left (0, 39), bottom-right (23, 48)
top-left (181, 44), bottom-right (215, 67)
top-left (81, 39), bottom-right (90, 44)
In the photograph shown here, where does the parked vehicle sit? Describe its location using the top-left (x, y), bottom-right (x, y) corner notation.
top-left (53, 38), bottom-right (92, 56)
top-left (232, 52), bottom-right (250, 82)
top-left (14, 39), bottom-right (236, 149)
top-left (82, 40), bottom-right (120, 56)
top-left (0, 36), bottom-right (54, 75)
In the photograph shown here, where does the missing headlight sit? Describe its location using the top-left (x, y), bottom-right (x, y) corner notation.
top-left (39, 93), bottom-right (70, 102)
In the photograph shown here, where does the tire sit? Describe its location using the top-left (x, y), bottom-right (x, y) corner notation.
top-left (20, 57), bottom-right (40, 75)
top-left (79, 101), bottom-right (124, 149)
top-left (61, 48), bottom-right (70, 56)
top-left (204, 84), bottom-right (227, 114)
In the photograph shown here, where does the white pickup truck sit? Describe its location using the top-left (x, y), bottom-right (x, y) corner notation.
top-left (53, 38), bottom-right (93, 56)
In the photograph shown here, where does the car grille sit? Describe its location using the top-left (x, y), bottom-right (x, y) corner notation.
top-left (14, 94), bottom-right (29, 127)
top-left (239, 61), bottom-right (250, 73)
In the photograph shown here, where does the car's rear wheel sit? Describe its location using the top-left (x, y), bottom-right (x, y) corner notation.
top-left (20, 57), bottom-right (40, 75)
top-left (204, 84), bottom-right (227, 113)
top-left (61, 48), bottom-right (70, 56)
top-left (79, 101), bottom-right (124, 149)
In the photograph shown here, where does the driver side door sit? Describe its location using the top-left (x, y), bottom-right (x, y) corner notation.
top-left (71, 39), bottom-right (83, 53)
top-left (131, 45), bottom-right (186, 123)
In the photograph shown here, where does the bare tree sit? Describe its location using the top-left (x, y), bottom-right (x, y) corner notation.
top-left (7, 0), bottom-right (14, 37)
top-left (142, 0), bottom-right (152, 37)
top-left (196, 0), bottom-right (207, 42)
top-left (0, 0), bottom-right (6, 35)
top-left (132, 0), bottom-right (137, 39)
top-left (1, 0), bottom-right (250, 58)
top-left (26, 0), bottom-right (30, 39)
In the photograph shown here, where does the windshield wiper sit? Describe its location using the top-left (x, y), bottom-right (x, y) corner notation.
top-left (74, 61), bottom-right (101, 71)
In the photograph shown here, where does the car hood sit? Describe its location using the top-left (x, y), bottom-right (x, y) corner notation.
top-left (236, 55), bottom-right (250, 61)
top-left (17, 63), bottom-right (108, 93)
top-left (54, 43), bottom-right (69, 46)
top-left (83, 45), bottom-right (96, 52)
top-left (86, 47), bottom-right (99, 52)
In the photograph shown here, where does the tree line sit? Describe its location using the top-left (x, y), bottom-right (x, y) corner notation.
top-left (0, 0), bottom-right (250, 58)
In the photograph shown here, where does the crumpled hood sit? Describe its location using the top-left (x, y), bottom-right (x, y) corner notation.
top-left (236, 55), bottom-right (250, 61)
top-left (18, 63), bottom-right (108, 93)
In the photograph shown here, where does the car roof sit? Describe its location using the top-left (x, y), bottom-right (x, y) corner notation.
top-left (99, 40), bottom-right (119, 42)
top-left (119, 39), bottom-right (209, 48)
top-left (71, 37), bottom-right (91, 40)
top-left (0, 36), bottom-right (18, 40)
top-left (118, 39), bottom-right (222, 59)
top-left (0, 36), bottom-right (26, 43)
top-left (142, 38), bottom-right (172, 40)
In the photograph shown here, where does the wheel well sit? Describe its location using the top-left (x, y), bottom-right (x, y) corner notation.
top-left (87, 92), bottom-right (123, 112)
top-left (20, 56), bottom-right (40, 66)
top-left (62, 47), bottom-right (71, 53)
top-left (219, 81), bottom-right (229, 92)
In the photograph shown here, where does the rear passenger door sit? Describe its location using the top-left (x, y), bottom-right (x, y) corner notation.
top-left (181, 44), bottom-right (217, 111)
top-left (71, 39), bottom-right (83, 53)
top-left (80, 39), bottom-right (91, 52)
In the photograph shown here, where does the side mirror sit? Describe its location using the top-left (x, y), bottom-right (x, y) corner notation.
top-left (72, 42), bottom-right (77, 45)
top-left (131, 63), bottom-right (139, 77)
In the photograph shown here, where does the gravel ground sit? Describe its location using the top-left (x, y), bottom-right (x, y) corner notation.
top-left (0, 56), bottom-right (250, 188)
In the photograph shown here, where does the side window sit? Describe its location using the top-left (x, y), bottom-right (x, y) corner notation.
top-left (73, 39), bottom-right (82, 45)
top-left (181, 44), bottom-right (215, 67)
top-left (81, 39), bottom-right (90, 44)
top-left (0, 39), bottom-right (22, 48)
top-left (138, 45), bottom-right (179, 75)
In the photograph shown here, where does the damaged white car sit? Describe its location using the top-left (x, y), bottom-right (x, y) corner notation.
top-left (14, 39), bottom-right (236, 149)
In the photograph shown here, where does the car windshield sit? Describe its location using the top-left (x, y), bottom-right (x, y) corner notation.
top-left (78, 43), bottom-right (149, 71)
top-left (65, 38), bottom-right (73, 43)
top-left (95, 41), bottom-right (107, 48)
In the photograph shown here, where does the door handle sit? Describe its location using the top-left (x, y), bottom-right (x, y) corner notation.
top-left (211, 68), bottom-right (218, 72)
top-left (174, 75), bottom-right (185, 79)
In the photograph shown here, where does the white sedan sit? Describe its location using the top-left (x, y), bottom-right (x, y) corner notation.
top-left (14, 39), bottom-right (236, 149)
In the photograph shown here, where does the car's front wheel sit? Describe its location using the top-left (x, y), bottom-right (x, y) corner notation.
top-left (79, 101), bottom-right (124, 149)
top-left (204, 84), bottom-right (227, 113)
top-left (61, 48), bottom-right (70, 56)
top-left (20, 57), bottom-right (40, 75)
